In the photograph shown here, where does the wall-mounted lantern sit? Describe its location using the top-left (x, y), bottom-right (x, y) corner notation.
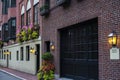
top-left (50, 42), bottom-right (55, 51)
top-left (4, 50), bottom-right (10, 55)
top-left (30, 47), bottom-right (36, 54)
top-left (108, 31), bottom-right (117, 47)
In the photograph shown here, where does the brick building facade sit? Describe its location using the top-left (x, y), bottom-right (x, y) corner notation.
top-left (0, 0), bottom-right (41, 75)
top-left (0, 0), bottom-right (120, 80)
top-left (41, 0), bottom-right (120, 80)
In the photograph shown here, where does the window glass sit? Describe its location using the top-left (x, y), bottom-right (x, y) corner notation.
top-left (26, 10), bottom-right (31, 25)
top-left (21, 14), bottom-right (24, 27)
top-left (26, 46), bottom-right (30, 61)
top-left (20, 47), bottom-right (24, 60)
top-left (34, 4), bottom-right (39, 25)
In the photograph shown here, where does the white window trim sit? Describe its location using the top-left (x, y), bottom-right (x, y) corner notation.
top-left (34, 0), bottom-right (39, 5)
top-left (21, 5), bottom-right (25, 15)
top-left (0, 27), bottom-right (1, 31)
top-left (27, 0), bottom-right (31, 11)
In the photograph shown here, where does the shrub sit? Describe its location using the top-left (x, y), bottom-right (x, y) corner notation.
top-left (42, 52), bottom-right (53, 61)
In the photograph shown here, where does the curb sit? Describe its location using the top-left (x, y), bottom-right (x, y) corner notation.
top-left (0, 69), bottom-right (26, 80)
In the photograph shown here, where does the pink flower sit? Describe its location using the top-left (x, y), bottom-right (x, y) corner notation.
top-left (16, 26), bottom-right (21, 34)
top-left (29, 23), bottom-right (33, 29)
top-left (22, 25), bottom-right (28, 30)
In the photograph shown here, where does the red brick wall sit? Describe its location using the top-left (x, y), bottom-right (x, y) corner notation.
top-left (16, 0), bottom-right (42, 33)
top-left (42, 0), bottom-right (120, 79)
top-left (8, 8), bottom-right (16, 19)
top-left (0, 1), bottom-right (2, 23)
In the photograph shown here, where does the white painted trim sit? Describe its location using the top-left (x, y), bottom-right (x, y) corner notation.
top-left (34, 0), bottom-right (39, 5)
top-left (0, 69), bottom-right (26, 80)
top-left (21, 5), bottom-right (25, 15)
top-left (27, 0), bottom-right (31, 11)
top-left (0, 26), bottom-right (1, 31)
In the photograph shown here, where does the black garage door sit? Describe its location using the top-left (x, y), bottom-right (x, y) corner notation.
top-left (60, 18), bottom-right (98, 80)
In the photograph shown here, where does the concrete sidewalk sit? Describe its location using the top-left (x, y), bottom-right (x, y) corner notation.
top-left (0, 67), bottom-right (37, 80)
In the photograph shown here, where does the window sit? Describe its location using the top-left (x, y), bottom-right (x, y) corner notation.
top-left (9, 0), bottom-right (16, 7)
top-left (16, 51), bottom-right (19, 60)
top-left (45, 0), bottom-right (50, 7)
top-left (8, 18), bottom-right (16, 40)
top-left (9, 52), bottom-right (11, 60)
top-left (26, 9), bottom-right (31, 25)
top-left (21, 14), bottom-right (24, 27)
top-left (4, 54), bottom-right (6, 59)
top-left (20, 47), bottom-right (24, 60)
top-left (26, 46), bottom-right (30, 61)
top-left (2, 23), bottom-right (9, 42)
top-left (0, 50), bottom-right (1, 59)
top-left (0, 30), bottom-right (1, 38)
top-left (21, 5), bottom-right (25, 27)
top-left (2, 50), bottom-right (3, 59)
top-left (34, 3), bottom-right (39, 25)
top-left (2, 0), bottom-right (9, 14)
top-left (45, 41), bottom-right (50, 52)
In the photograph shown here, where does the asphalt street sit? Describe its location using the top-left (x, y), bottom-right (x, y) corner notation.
top-left (0, 71), bottom-right (22, 80)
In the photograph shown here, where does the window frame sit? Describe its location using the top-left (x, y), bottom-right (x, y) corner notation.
top-left (9, 0), bottom-right (16, 7)
top-left (26, 46), bottom-right (30, 61)
top-left (8, 17), bottom-right (16, 40)
top-left (16, 51), bottom-right (19, 61)
top-left (33, 3), bottom-right (39, 25)
top-left (26, 9), bottom-right (31, 26)
top-left (21, 14), bottom-right (24, 27)
top-left (20, 47), bottom-right (24, 61)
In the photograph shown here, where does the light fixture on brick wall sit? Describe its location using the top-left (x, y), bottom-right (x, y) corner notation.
top-left (108, 31), bottom-right (117, 47)
top-left (50, 42), bottom-right (55, 51)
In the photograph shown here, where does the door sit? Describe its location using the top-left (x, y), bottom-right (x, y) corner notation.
top-left (60, 19), bottom-right (98, 80)
top-left (36, 44), bottom-right (40, 73)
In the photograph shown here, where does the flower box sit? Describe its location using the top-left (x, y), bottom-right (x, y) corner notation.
top-left (40, 4), bottom-right (49, 16)
top-left (56, 0), bottom-right (69, 6)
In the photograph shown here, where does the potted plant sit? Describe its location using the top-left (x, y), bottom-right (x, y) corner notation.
top-left (37, 52), bottom-right (55, 80)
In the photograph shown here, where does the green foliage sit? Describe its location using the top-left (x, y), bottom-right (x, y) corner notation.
top-left (42, 52), bottom-right (53, 61)
top-left (28, 28), bottom-right (32, 34)
top-left (28, 28), bottom-right (32, 40)
top-left (16, 25), bottom-right (39, 43)
top-left (32, 31), bottom-right (39, 39)
top-left (37, 52), bottom-right (55, 80)
top-left (21, 30), bottom-right (27, 41)
top-left (37, 61), bottom-right (55, 80)
top-left (37, 70), bottom-right (54, 80)
top-left (40, 4), bottom-right (49, 11)
top-left (0, 40), bottom-right (3, 45)
top-left (16, 33), bottom-right (23, 43)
